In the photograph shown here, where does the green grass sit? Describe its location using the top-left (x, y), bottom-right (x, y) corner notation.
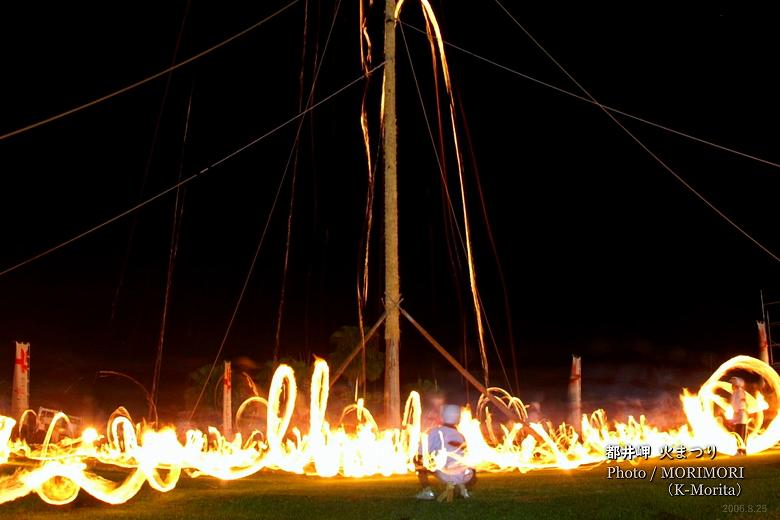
top-left (3, 450), bottom-right (780, 519)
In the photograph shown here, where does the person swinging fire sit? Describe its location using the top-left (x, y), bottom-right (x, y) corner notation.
top-left (415, 404), bottom-right (476, 501)
top-left (729, 376), bottom-right (748, 456)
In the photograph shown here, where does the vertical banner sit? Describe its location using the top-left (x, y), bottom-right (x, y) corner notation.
top-left (222, 361), bottom-right (232, 439)
top-left (568, 355), bottom-right (581, 430)
top-left (757, 320), bottom-right (770, 364)
top-left (12, 342), bottom-right (30, 418)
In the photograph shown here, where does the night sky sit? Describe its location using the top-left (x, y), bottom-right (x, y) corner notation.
top-left (1, 2), bottom-right (778, 412)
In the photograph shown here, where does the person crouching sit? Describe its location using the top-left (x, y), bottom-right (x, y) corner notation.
top-left (415, 404), bottom-right (476, 501)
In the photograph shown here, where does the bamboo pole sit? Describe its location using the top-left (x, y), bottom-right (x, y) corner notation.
top-left (383, 0), bottom-right (401, 427)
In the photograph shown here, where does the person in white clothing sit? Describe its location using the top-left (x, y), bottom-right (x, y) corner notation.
top-left (730, 376), bottom-right (748, 456)
top-left (415, 404), bottom-right (475, 501)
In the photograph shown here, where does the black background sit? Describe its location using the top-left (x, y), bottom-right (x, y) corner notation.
top-left (0, 2), bottom-right (778, 413)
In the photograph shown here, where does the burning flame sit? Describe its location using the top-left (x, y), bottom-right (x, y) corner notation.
top-left (1, 355), bottom-right (778, 506)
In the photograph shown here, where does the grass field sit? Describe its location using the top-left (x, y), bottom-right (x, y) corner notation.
top-left (2, 450), bottom-right (780, 519)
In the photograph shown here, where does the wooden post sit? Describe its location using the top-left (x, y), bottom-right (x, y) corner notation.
top-left (568, 355), bottom-right (581, 430)
top-left (757, 321), bottom-right (770, 364)
top-left (223, 361), bottom-right (232, 439)
top-left (383, 0), bottom-right (401, 428)
top-left (12, 341), bottom-right (30, 418)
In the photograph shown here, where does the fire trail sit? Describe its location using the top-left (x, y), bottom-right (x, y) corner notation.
top-left (0, 355), bottom-right (778, 506)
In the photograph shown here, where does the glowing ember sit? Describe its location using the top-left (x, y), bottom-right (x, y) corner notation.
top-left (0, 356), bottom-right (778, 505)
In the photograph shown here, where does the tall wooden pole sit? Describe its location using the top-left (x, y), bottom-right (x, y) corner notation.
top-left (383, 0), bottom-right (401, 427)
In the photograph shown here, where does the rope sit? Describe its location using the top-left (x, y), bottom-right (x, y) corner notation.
top-left (186, 152), bottom-right (287, 422)
top-left (273, 0), bottom-right (310, 364)
top-left (0, 66), bottom-right (383, 280)
top-left (273, 0), bottom-right (343, 363)
top-left (398, 24), bottom-right (465, 267)
top-left (398, 18), bottom-right (492, 387)
top-left (458, 93), bottom-right (519, 393)
top-left (356, 0), bottom-right (379, 399)
top-left (403, 20), bottom-right (539, 396)
top-left (111, 0), bottom-right (193, 324)
top-left (400, 21), bottom-right (780, 174)
top-left (399, 23), bottom-right (475, 394)
top-left (0, 0), bottom-right (300, 141)
top-left (355, 136), bottom-right (383, 397)
top-left (150, 86), bottom-right (194, 410)
top-left (187, 61), bottom-right (378, 424)
top-left (494, 0), bottom-right (780, 264)
top-left (477, 292), bottom-right (514, 394)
